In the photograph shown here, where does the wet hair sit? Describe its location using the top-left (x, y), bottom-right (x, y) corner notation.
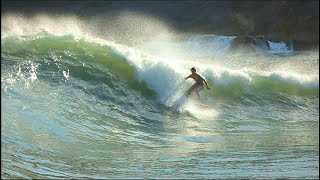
top-left (191, 67), bottom-right (196, 72)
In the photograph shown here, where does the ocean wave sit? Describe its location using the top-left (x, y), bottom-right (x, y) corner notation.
top-left (2, 33), bottom-right (318, 109)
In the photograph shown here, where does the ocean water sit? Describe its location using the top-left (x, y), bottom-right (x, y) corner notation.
top-left (1, 14), bottom-right (319, 179)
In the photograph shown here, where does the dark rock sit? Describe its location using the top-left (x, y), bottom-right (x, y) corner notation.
top-left (229, 35), bottom-right (269, 53)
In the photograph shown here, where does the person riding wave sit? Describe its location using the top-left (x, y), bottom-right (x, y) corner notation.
top-left (185, 67), bottom-right (210, 100)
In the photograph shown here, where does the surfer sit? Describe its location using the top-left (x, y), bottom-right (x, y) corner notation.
top-left (185, 67), bottom-right (210, 100)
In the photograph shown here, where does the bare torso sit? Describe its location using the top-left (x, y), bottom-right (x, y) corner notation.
top-left (190, 74), bottom-right (204, 84)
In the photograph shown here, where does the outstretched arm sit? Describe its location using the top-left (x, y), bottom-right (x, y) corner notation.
top-left (185, 75), bottom-right (191, 80)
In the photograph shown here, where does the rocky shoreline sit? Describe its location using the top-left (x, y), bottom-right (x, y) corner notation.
top-left (2, 0), bottom-right (319, 50)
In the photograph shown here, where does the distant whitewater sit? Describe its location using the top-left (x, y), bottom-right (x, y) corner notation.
top-left (2, 14), bottom-right (319, 179)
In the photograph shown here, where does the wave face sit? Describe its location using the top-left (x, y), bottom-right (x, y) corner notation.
top-left (1, 14), bottom-right (319, 179)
